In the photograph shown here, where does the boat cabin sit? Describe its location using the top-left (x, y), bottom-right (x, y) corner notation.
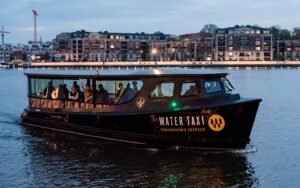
top-left (26, 69), bottom-right (236, 113)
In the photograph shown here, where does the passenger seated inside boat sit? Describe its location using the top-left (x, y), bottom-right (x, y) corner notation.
top-left (132, 81), bottom-right (138, 95)
top-left (63, 84), bottom-right (69, 100)
top-left (68, 85), bottom-right (79, 101)
top-left (82, 83), bottom-right (93, 103)
top-left (119, 83), bottom-right (134, 103)
top-left (180, 82), bottom-right (198, 97)
top-left (43, 82), bottom-right (55, 99)
top-left (115, 83), bottom-right (125, 102)
top-left (184, 85), bottom-right (198, 96)
top-left (151, 82), bottom-right (174, 98)
top-left (73, 81), bottom-right (81, 93)
top-left (96, 84), bottom-right (109, 103)
top-left (56, 84), bottom-right (65, 100)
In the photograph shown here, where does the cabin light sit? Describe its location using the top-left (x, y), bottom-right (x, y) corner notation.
top-left (154, 69), bottom-right (161, 75)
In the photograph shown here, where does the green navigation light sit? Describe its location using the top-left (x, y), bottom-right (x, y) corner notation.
top-left (169, 100), bottom-right (181, 111)
top-left (171, 101), bottom-right (178, 108)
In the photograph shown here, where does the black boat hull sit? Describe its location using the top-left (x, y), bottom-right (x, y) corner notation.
top-left (20, 99), bottom-right (261, 150)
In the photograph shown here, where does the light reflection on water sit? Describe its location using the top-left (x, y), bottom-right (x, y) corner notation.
top-left (0, 67), bottom-right (299, 187)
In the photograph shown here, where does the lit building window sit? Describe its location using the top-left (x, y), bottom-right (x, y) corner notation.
top-left (255, 47), bottom-right (261, 51)
top-left (229, 52), bottom-right (233, 56)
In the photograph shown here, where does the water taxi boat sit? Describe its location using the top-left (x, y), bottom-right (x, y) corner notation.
top-left (20, 68), bottom-right (261, 150)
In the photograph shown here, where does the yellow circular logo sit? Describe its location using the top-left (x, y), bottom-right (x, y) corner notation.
top-left (208, 114), bottom-right (225, 132)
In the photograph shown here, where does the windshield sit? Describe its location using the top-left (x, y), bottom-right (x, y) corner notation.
top-left (221, 77), bottom-right (235, 93)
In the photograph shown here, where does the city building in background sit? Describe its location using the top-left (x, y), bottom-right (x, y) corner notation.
top-left (53, 30), bottom-right (170, 62)
top-left (150, 32), bottom-right (214, 61)
top-left (275, 39), bottom-right (300, 61)
top-left (0, 40), bottom-right (53, 64)
top-left (215, 25), bottom-right (273, 61)
top-left (3, 25), bottom-right (300, 63)
top-left (0, 44), bottom-right (12, 63)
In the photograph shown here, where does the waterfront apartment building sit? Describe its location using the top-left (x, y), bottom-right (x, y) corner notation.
top-left (275, 39), bottom-right (300, 61)
top-left (215, 25), bottom-right (273, 61)
top-left (4, 25), bottom-right (300, 63)
top-left (150, 32), bottom-right (214, 61)
top-left (53, 30), bottom-right (170, 62)
top-left (1, 41), bottom-right (53, 63)
top-left (0, 44), bottom-right (12, 62)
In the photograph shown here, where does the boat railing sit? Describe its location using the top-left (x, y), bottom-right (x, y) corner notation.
top-left (29, 97), bottom-right (110, 110)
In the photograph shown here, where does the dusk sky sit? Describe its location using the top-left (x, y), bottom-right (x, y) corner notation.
top-left (1, 0), bottom-right (300, 44)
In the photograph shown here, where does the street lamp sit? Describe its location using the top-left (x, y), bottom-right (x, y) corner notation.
top-left (171, 48), bottom-right (175, 61)
top-left (152, 48), bottom-right (158, 67)
top-left (139, 50), bottom-right (143, 62)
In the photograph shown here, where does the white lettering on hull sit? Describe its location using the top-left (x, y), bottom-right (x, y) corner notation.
top-left (158, 116), bottom-right (205, 127)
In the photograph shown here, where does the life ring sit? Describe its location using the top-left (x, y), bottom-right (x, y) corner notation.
top-left (51, 89), bottom-right (58, 99)
top-left (136, 97), bottom-right (145, 109)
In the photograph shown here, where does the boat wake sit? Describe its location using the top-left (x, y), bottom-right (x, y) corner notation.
top-left (129, 144), bottom-right (257, 155)
top-left (0, 112), bottom-right (20, 125)
top-left (230, 144), bottom-right (257, 154)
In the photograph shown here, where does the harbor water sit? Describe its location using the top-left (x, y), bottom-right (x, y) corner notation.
top-left (0, 67), bottom-right (299, 187)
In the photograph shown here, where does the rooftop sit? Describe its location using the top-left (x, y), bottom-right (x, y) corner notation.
top-left (24, 68), bottom-right (228, 79)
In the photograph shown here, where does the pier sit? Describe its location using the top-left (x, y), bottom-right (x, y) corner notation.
top-left (14, 60), bottom-right (300, 69)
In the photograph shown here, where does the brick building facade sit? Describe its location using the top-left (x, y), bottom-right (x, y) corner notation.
top-left (150, 32), bottom-right (214, 61)
top-left (53, 30), bottom-right (170, 62)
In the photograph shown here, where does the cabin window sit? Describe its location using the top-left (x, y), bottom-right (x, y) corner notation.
top-left (180, 82), bottom-right (198, 96)
top-left (29, 77), bottom-right (142, 104)
top-left (29, 78), bottom-right (88, 100)
top-left (95, 80), bottom-right (143, 104)
top-left (30, 78), bottom-right (51, 97)
top-left (204, 80), bottom-right (223, 94)
top-left (151, 82), bottom-right (174, 98)
top-left (29, 78), bottom-right (65, 98)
